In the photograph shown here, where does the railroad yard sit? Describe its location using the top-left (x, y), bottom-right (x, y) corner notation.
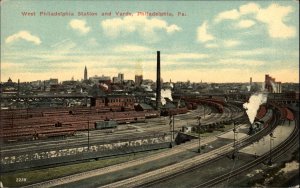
top-left (1, 1), bottom-right (299, 187)
top-left (0, 95), bottom-right (299, 188)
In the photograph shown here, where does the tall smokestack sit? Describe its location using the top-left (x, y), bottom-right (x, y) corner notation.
top-left (156, 51), bottom-right (161, 109)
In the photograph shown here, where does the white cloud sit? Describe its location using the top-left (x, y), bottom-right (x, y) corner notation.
top-left (256, 4), bottom-right (296, 39)
top-left (215, 3), bottom-right (260, 23)
top-left (69, 19), bottom-right (90, 34)
top-left (239, 3), bottom-right (260, 15)
top-left (5, 31), bottom-right (41, 45)
top-left (223, 40), bottom-right (241, 47)
top-left (166, 24), bottom-right (182, 33)
top-left (205, 43), bottom-right (219, 48)
top-left (214, 9), bottom-right (240, 22)
top-left (215, 3), bottom-right (296, 39)
top-left (236, 19), bottom-right (256, 29)
top-left (101, 13), bottom-right (181, 40)
top-left (113, 44), bottom-right (151, 52)
top-left (197, 21), bottom-right (215, 43)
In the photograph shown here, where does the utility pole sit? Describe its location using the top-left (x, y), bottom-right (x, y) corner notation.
top-left (88, 120), bottom-right (90, 151)
top-left (232, 121), bottom-right (238, 159)
top-left (169, 115), bottom-right (173, 147)
top-left (172, 115), bottom-right (175, 140)
top-left (198, 116), bottom-right (201, 153)
top-left (268, 132), bottom-right (275, 165)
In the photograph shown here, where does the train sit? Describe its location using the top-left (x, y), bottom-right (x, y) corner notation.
top-left (1, 127), bottom-right (77, 142)
top-left (181, 97), bottom-right (224, 113)
top-left (249, 109), bottom-right (273, 135)
top-left (0, 108), bottom-right (158, 142)
top-left (160, 107), bottom-right (189, 116)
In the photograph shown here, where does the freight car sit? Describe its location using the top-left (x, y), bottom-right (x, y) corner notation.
top-left (160, 107), bottom-right (189, 116)
top-left (0, 126), bottom-right (76, 142)
top-left (198, 100), bottom-right (224, 113)
top-left (185, 102), bottom-right (198, 110)
top-left (37, 127), bottom-right (76, 139)
top-left (0, 109), bottom-right (159, 142)
top-left (95, 121), bottom-right (118, 130)
top-left (145, 111), bottom-right (160, 118)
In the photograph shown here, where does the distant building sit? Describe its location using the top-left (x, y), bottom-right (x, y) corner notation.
top-left (112, 73), bottom-right (124, 84)
top-left (84, 66), bottom-right (88, 81)
top-left (112, 77), bottom-right (119, 84)
top-left (1, 77), bottom-right (18, 95)
top-left (30, 80), bottom-right (42, 87)
top-left (91, 95), bottom-right (135, 109)
top-left (265, 74), bottom-right (282, 93)
top-left (43, 78), bottom-right (58, 87)
top-left (118, 73), bottom-right (124, 83)
top-left (90, 75), bottom-right (111, 84)
top-left (135, 75), bottom-right (143, 86)
top-left (124, 80), bottom-right (134, 87)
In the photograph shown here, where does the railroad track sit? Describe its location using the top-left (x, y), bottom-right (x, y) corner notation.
top-left (1, 130), bottom-right (163, 155)
top-left (21, 114), bottom-right (249, 187)
top-left (2, 104), bottom-right (242, 154)
top-left (22, 135), bottom-right (219, 188)
top-left (97, 110), bottom-right (277, 188)
top-left (135, 108), bottom-right (288, 188)
top-left (194, 117), bottom-right (299, 187)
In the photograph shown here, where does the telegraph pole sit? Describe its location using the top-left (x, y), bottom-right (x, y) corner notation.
top-left (169, 115), bottom-right (173, 147)
top-left (88, 120), bottom-right (90, 151)
top-left (172, 115), bottom-right (175, 140)
top-left (232, 121), bottom-right (238, 159)
top-left (268, 132), bottom-right (275, 165)
top-left (198, 116), bottom-right (201, 153)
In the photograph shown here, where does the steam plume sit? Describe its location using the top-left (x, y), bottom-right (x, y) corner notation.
top-left (270, 80), bottom-right (276, 93)
top-left (243, 92), bottom-right (267, 124)
top-left (161, 88), bottom-right (173, 105)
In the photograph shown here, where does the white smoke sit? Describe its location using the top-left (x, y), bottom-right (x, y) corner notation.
top-left (246, 85), bottom-right (251, 92)
top-left (243, 92), bottom-right (268, 124)
top-left (161, 89), bottom-right (173, 105)
top-left (270, 80), bottom-right (277, 93)
top-left (100, 83), bottom-right (108, 90)
top-left (170, 83), bottom-right (174, 88)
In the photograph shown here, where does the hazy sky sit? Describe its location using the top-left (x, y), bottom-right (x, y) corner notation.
top-left (1, 0), bottom-right (299, 83)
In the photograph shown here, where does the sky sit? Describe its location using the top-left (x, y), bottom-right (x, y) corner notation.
top-left (1, 0), bottom-right (299, 83)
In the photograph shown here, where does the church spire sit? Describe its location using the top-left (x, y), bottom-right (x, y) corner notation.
top-left (84, 66), bottom-right (88, 81)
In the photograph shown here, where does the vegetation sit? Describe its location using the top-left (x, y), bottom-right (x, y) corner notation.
top-left (0, 149), bottom-right (165, 187)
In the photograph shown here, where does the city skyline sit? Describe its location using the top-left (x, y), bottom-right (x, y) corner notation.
top-left (1, 0), bottom-right (299, 83)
